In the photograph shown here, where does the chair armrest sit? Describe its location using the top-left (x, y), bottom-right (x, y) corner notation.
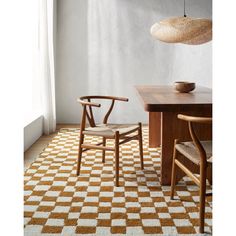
top-left (178, 114), bottom-right (212, 124)
top-left (77, 99), bottom-right (101, 107)
top-left (110, 96), bottom-right (129, 102)
top-left (79, 95), bottom-right (128, 102)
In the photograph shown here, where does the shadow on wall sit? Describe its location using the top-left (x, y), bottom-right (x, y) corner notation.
top-left (56, 0), bottom-right (89, 124)
top-left (87, 0), bottom-right (176, 123)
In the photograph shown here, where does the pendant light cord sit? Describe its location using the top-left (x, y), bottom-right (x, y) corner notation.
top-left (184, 0), bottom-right (187, 17)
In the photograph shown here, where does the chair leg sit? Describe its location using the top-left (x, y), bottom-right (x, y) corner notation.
top-left (199, 165), bottom-right (207, 233)
top-left (138, 122), bottom-right (144, 169)
top-left (76, 134), bottom-right (84, 175)
top-left (115, 131), bottom-right (120, 187)
top-left (170, 139), bottom-right (178, 199)
top-left (102, 137), bottom-right (106, 163)
top-left (207, 164), bottom-right (212, 185)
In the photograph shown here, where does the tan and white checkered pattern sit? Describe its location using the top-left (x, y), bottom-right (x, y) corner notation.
top-left (24, 128), bottom-right (212, 235)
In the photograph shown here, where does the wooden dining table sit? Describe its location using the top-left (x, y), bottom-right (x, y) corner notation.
top-left (135, 85), bottom-right (212, 185)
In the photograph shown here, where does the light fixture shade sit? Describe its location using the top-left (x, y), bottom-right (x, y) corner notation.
top-left (150, 17), bottom-right (212, 45)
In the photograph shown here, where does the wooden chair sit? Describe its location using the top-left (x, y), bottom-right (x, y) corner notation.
top-left (170, 114), bottom-right (212, 233)
top-left (76, 95), bottom-right (144, 187)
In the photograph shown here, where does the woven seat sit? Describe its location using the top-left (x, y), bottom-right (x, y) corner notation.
top-left (175, 140), bottom-right (212, 165)
top-left (84, 124), bottom-right (139, 138)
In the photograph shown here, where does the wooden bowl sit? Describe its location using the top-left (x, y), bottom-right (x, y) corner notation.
top-left (174, 81), bottom-right (195, 93)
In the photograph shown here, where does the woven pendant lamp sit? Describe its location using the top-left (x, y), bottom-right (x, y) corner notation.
top-left (150, 0), bottom-right (212, 45)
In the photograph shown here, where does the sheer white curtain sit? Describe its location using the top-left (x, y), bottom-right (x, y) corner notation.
top-left (39, 0), bottom-right (56, 135)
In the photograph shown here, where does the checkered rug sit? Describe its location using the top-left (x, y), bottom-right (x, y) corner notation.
top-left (24, 127), bottom-right (212, 236)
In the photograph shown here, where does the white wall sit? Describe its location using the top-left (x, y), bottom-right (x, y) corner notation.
top-left (56, 0), bottom-right (212, 124)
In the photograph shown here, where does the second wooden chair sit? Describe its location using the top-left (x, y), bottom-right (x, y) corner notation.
top-left (170, 114), bottom-right (212, 233)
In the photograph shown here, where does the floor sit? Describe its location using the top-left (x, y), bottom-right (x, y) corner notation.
top-left (24, 124), bottom-right (80, 170)
top-left (24, 126), bottom-right (212, 235)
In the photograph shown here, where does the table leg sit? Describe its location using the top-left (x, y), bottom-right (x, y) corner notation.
top-left (160, 110), bottom-right (212, 185)
top-left (149, 112), bottom-right (161, 148)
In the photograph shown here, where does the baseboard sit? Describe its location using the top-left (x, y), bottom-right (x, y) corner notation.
top-left (24, 115), bottom-right (44, 151)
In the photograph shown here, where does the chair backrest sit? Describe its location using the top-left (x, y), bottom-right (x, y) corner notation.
top-left (77, 96), bottom-right (129, 130)
top-left (178, 114), bottom-right (212, 164)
